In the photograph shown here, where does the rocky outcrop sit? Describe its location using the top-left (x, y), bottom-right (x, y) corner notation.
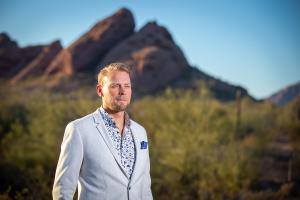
top-left (267, 81), bottom-right (300, 106)
top-left (1, 8), bottom-right (253, 101)
top-left (0, 33), bottom-right (22, 78)
top-left (0, 33), bottom-right (44, 78)
top-left (45, 8), bottom-right (135, 76)
top-left (11, 40), bottom-right (62, 83)
top-left (100, 22), bottom-right (189, 94)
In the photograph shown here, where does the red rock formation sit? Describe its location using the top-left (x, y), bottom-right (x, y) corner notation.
top-left (0, 8), bottom-right (251, 101)
top-left (0, 33), bottom-right (22, 78)
top-left (11, 40), bottom-right (62, 83)
top-left (45, 8), bottom-right (135, 76)
top-left (100, 22), bottom-right (189, 94)
top-left (0, 33), bottom-right (44, 78)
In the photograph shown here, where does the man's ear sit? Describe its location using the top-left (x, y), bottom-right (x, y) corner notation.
top-left (96, 84), bottom-right (103, 97)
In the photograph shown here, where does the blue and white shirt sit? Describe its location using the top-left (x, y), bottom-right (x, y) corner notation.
top-left (99, 107), bottom-right (136, 178)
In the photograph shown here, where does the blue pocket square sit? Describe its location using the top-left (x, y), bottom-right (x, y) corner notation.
top-left (140, 141), bottom-right (148, 149)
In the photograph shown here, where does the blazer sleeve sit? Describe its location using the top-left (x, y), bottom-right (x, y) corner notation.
top-left (52, 122), bottom-right (83, 200)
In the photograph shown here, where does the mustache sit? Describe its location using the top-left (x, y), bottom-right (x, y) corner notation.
top-left (115, 96), bottom-right (128, 101)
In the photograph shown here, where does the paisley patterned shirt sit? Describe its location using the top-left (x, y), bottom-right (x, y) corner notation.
top-left (99, 107), bottom-right (136, 178)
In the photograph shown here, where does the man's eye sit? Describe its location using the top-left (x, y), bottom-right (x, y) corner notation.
top-left (110, 84), bottom-right (118, 88)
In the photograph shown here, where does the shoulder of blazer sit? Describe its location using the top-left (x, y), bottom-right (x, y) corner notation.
top-left (67, 112), bottom-right (95, 130)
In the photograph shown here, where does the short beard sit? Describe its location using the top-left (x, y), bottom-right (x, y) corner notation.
top-left (111, 104), bottom-right (127, 112)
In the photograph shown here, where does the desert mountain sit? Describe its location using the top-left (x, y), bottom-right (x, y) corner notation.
top-left (0, 8), bottom-right (251, 101)
top-left (45, 8), bottom-right (134, 76)
top-left (100, 21), bottom-right (189, 95)
top-left (267, 81), bottom-right (300, 106)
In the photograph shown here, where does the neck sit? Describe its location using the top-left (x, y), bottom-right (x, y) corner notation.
top-left (102, 106), bottom-right (126, 134)
top-left (102, 106), bottom-right (125, 121)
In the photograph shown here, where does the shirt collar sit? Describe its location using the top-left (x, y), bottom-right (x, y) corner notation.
top-left (99, 106), bottom-right (131, 127)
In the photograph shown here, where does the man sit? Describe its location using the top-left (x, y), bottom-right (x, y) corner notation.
top-left (53, 63), bottom-right (153, 200)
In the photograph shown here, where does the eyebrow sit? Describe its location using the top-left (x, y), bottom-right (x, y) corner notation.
top-left (109, 83), bottom-right (131, 86)
top-left (110, 82), bottom-right (131, 84)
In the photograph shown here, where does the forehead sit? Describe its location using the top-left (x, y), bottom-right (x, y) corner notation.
top-left (104, 70), bottom-right (131, 83)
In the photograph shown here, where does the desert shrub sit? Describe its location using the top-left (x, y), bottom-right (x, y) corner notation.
top-left (130, 89), bottom-right (257, 200)
top-left (0, 85), bottom-right (297, 199)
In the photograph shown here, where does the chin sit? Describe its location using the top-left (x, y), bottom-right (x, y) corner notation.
top-left (112, 104), bottom-right (128, 112)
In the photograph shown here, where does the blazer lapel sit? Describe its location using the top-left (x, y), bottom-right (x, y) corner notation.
top-left (130, 124), bottom-right (143, 185)
top-left (92, 109), bottom-right (129, 179)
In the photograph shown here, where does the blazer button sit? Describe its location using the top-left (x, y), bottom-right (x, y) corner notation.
top-left (128, 186), bottom-right (131, 190)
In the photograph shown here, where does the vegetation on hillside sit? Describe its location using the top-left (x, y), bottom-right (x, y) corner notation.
top-left (0, 83), bottom-right (299, 199)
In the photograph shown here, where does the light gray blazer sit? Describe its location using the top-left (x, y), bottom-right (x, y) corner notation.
top-left (52, 109), bottom-right (153, 200)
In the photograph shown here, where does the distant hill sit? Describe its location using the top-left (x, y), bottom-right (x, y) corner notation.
top-left (267, 81), bottom-right (300, 106)
top-left (0, 8), bottom-right (250, 101)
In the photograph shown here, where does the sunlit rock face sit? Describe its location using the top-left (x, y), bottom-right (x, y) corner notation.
top-left (0, 8), bottom-right (252, 101)
top-left (100, 22), bottom-right (189, 94)
top-left (45, 8), bottom-right (135, 76)
top-left (11, 40), bottom-right (62, 83)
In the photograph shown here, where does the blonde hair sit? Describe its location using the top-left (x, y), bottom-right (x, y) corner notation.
top-left (97, 63), bottom-right (131, 85)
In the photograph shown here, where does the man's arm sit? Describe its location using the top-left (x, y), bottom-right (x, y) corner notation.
top-left (53, 122), bottom-right (83, 200)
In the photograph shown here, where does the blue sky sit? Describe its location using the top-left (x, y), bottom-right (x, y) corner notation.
top-left (1, 0), bottom-right (299, 99)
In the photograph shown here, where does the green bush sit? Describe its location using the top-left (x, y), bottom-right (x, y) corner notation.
top-left (0, 85), bottom-right (298, 199)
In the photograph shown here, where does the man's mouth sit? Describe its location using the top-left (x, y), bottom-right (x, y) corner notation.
top-left (116, 98), bottom-right (127, 102)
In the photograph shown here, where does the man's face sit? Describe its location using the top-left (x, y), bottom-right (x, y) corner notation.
top-left (97, 70), bottom-right (132, 112)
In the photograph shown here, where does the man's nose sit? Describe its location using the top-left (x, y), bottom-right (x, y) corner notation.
top-left (119, 86), bottom-right (125, 94)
